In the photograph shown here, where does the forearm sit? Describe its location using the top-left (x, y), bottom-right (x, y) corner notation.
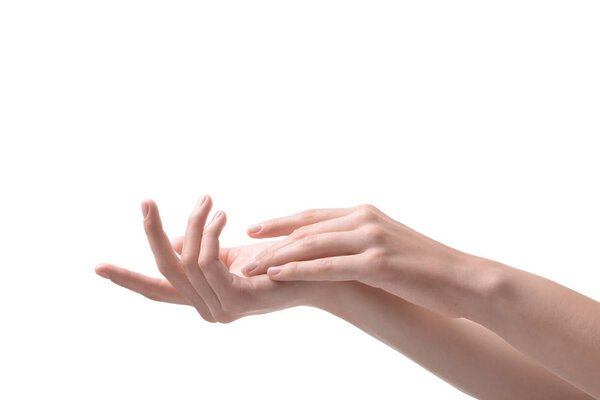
top-left (307, 281), bottom-right (593, 400)
top-left (246, 205), bottom-right (599, 397)
top-left (459, 257), bottom-right (600, 398)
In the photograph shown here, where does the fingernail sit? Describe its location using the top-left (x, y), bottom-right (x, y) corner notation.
top-left (247, 224), bottom-right (262, 234)
top-left (243, 260), bottom-right (260, 275)
top-left (211, 210), bottom-right (222, 222)
top-left (196, 195), bottom-right (207, 208)
top-left (141, 201), bottom-right (149, 218)
top-left (268, 267), bottom-right (282, 277)
top-left (96, 270), bottom-right (111, 279)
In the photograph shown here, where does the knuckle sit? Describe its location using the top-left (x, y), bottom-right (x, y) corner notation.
top-left (143, 216), bottom-right (158, 232)
top-left (142, 279), bottom-right (166, 302)
top-left (187, 211), bottom-right (206, 229)
top-left (197, 260), bottom-right (209, 272)
top-left (197, 309), bottom-right (217, 323)
top-left (142, 291), bottom-right (160, 302)
top-left (180, 254), bottom-right (196, 270)
top-left (299, 234), bottom-right (320, 248)
top-left (353, 204), bottom-right (378, 222)
top-left (301, 209), bottom-right (318, 220)
top-left (317, 257), bottom-right (335, 274)
top-left (184, 262), bottom-right (203, 278)
top-left (213, 310), bottom-right (235, 324)
top-left (361, 203), bottom-right (380, 213)
top-left (285, 262), bottom-right (298, 275)
top-left (215, 286), bottom-right (242, 322)
top-left (202, 227), bottom-right (213, 239)
top-left (156, 263), bottom-right (171, 277)
top-left (186, 213), bottom-right (198, 227)
top-left (216, 295), bottom-right (241, 323)
top-left (291, 226), bottom-right (309, 239)
top-left (264, 217), bottom-right (281, 232)
top-left (363, 224), bottom-right (386, 242)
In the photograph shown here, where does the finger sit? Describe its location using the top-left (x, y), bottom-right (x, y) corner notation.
top-left (142, 199), bottom-right (180, 269)
top-left (247, 215), bottom-right (360, 270)
top-left (179, 196), bottom-right (224, 316)
top-left (142, 199), bottom-right (216, 322)
top-left (181, 195), bottom-right (211, 261)
top-left (172, 236), bottom-right (184, 255)
top-left (95, 263), bottom-right (189, 305)
top-left (173, 237), bottom-right (230, 263)
top-left (199, 210), bottom-right (234, 293)
top-left (266, 253), bottom-right (369, 282)
top-left (244, 231), bottom-right (366, 276)
top-left (246, 207), bottom-right (353, 238)
top-left (202, 211), bottom-right (226, 261)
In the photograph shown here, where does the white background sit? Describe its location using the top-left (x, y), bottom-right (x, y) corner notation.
top-left (1, 1), bottom-right (599, 399)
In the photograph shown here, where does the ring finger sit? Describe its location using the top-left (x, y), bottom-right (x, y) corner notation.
top-left (244, 230), bottom-right (366, 276)
top-left (180, 195), bottom-right (224, 317)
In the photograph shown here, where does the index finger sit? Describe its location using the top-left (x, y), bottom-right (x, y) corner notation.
top-left (246, 208), bottom-right (353, 238)
top-left (142, 199), bottom-right (216, 321)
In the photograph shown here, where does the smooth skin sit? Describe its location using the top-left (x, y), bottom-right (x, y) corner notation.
top-left (96, 196), bottom-right (596, 400)
top-left (97, 196), bottom-right (320, 322)
top-left (243, 204), bottom-right (600, 399)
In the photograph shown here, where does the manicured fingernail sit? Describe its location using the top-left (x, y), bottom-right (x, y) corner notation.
top-left (268, 267), bottom-right (282, 277)
top-left (141, 201), bottom-right (149, 218)
top-left (211, 210), bottom-right (222, 222)
top-left (96, 270), bottom-right (111, 279)
top-left (196, 195), bottom-right (207, 208)
top-left (243, 260), bottom-right (260, 275)
top-left (247, 224), bottom-right (262, 234)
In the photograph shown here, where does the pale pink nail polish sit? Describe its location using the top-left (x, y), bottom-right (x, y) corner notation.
top-left (247, 224), bottom-right (262, 234)
top-left (96, 270), bottom-right (111, 279)
top-left (141, 201), bottom-right (149, 218)
top-left (197, 195), bottom-right (207, 208)
top-left (211, 210), bottom-right (222, 222)
top-left (268, 267), bottom-right (282, 277)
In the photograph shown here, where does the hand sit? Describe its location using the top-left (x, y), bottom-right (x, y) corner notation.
top-left (243, 204), bottom-right (487, 317)
top-left (96, 196), bottom-right (325, 323)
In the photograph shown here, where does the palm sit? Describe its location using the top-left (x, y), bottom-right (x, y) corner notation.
top-left (221, 241), bottom-right (292, 299)
top-left (99, 237), bottom-right (310, 318)
top-left (97, 198), bottom-right (314, 321)
top-left (220, 241), bottom-right (275, 277)
top-left (216, 240), bottom-right (310, 316)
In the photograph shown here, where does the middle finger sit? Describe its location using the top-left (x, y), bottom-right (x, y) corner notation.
top-left (180, 195), bottom-right (224, 315)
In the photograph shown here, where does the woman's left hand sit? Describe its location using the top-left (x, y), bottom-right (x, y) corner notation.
top-left (96, 197), bottom-right (326, 323)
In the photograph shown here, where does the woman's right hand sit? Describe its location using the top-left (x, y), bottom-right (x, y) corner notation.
top-left (95, 196), bottom-right (329, 323)
top-left (243, 204), bottom-right (498, 318)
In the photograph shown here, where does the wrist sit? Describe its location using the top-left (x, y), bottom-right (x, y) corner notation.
top-left (457, 254), bottom-right (513, 322)
top-left (303, 281), bottom-right (356, 311)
